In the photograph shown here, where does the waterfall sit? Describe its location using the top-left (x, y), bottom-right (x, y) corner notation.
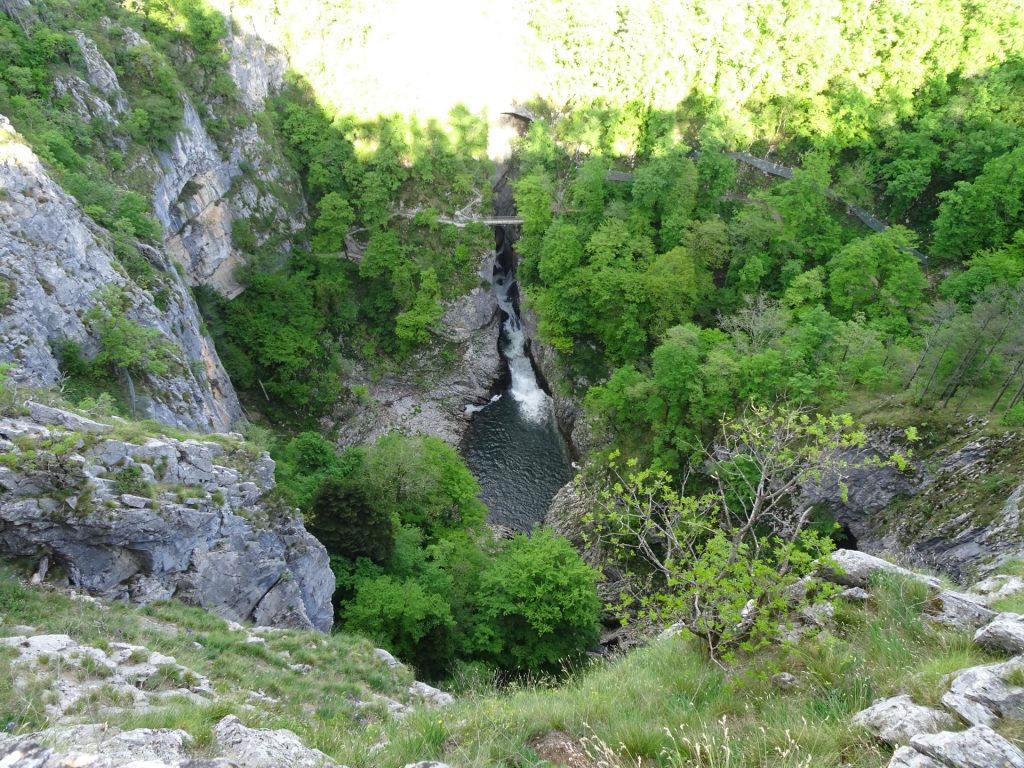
top-left (493, 264), bottom-right (552, 423)
top-left (461, 226), bottom-right (573, 531)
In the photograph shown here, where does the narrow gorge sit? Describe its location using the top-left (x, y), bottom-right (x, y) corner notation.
top-left (462, 226), bottom-right (573, 531)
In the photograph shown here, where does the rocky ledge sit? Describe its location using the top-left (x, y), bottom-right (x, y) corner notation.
top-left (0, 611), bottom-right (454, 768)
top-left (0, 404), bottom-right (333, 631)
top-left (788, 549), bottom-right (1024, 768)
top-left (334, 258), bottom-right (503, 448)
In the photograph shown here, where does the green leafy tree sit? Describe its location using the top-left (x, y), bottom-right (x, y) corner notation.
top-left (585, 406), bottom-right (909, 659)
top-left (311, 192), bottom-right (355, 253)
top-left (395, 268), bottom-right (443, 354)
top-left (309, 476), bottom-right (396, 565)
top-left (85, 287), bottom-right (178, 378)
top-left (933, 147), bottom-right (1024, 261)
top-left (344, 573), bottom-right (454, 678)
top-left (826, 227), bottom-right (925, 332)
top-left (362, 433), bottom-right (487, 540)
top-left (470, 529), bottom-right (601, 672)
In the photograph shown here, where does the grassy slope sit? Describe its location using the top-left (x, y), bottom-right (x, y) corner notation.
top-left (0, 562), bottom-right (411, 764)
top-left (4, 562), bottom-right (1016, 768)
top-left (383, 575), bottom-right (1007, 768)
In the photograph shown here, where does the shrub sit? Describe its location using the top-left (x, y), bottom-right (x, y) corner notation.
top-left (309, 476), bottom-right (396, 565)
top-left (343, 573), bottom-right (455, 679)
top-left (0, 277), bottom-right (12, 310)
top-left (112, 465), bottom-right (151, 497)
top-left (470, 529), bottom-right (602, 673)
top-left (85, 287), bottom-right (178, 378)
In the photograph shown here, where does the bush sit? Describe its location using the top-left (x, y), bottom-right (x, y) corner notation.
top-left (309, 476), bottom-right (396, 565)
top-left (469, 529), bottom-right (602, 673)
top-left (112, 465), bottom-right (151, 497)
top-left (343, 573), bottom-right (455, 679)
top-left (0, 277), bottom-right (12, 310)
top-left (85, 288), bottom-right (178, 378)
top-left (1002, 403), bottom-right (1024, 427)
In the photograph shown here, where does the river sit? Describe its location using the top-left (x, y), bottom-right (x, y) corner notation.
top-left (461, 228), bottom-right (574, 531)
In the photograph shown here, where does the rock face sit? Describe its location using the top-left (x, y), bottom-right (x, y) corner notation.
top-left (72, 30), bottom-right (128, 112)
top-left (926, 590), bottom-right (997, 630)
top-left (153, 97), bottom-right (306, 299)
top-left (336, 267), bottom-right (503, 447)
top-left (809, 424), bottom-right (1024, 579)
top-left (942, 656), bottom-right (1024, 726)
top-left (0, 407), bottom-right (333, 632)
top-left (205, 0), bottom-right (290, 111)
top-left (0, 116), bottom-right (241, 432)
top-left (975, 614), bottom-right (1024, 654)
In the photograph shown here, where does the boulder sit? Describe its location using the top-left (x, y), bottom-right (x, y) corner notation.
top-left (26, 403), bottom-right (112, 434)
top-left (941, 656), bottom-right (1024, 726)
top-left (925, 590), bottom-right (997, 630)
top-left (974, 613), bottom-right (1024, 655)
top-left (213, 715), bottom-right (338, 768)
top-left (970, 574), bottom-right (1024, 606)
top-left (374, 647), bottom-right (402, 669)
top-left (408, 681), bottom-right (454, 707)
top-left (851, 695), bottom-right (956, 745)
top-left (908, 725), bottom-right (1024, 768)
top-left (838, 587), bottom-right (871, 602)
top-left (819, 550), bottom-right (940, 590)
top-left (888, 747), bottom-right (946, 767)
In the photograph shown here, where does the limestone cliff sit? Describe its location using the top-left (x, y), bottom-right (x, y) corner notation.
top-left (67, 16), bottom-right (307, 299)
top-left (0, 117), bottom-right (241, 432)
top-left (0, 403), bottom-right (334, 632)
top-left (335, 260), bottom-right (503, 448)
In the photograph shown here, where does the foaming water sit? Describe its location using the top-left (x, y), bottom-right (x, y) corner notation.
top-left (462, 375), bottom-right (572, 531)
top-left (462, 232), bottom-right (573, 530)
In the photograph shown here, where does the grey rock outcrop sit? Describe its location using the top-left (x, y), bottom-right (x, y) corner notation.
top-left (819, 549), bottom-right (940, 590)
top-left (72, 31), bottom-right (128, 113)
top-left (152, 98), bottom-right (306, 299)
top-left (205, 0), bottom-right (290, 111)
top-left (926, 590), bottom-right (997, 630)
top-left (0, 717), bottom-right (344, 768)
top-left (0, 634), bottom-right (213, 722)
top-left (213, 716), bottom-right (338, 768)
top-left (336, 269), bottom-right (502, 447)
top-left (971, 575), bottom-right (1024, 605)
top-left (975, 614), bottom-right (1024, 655)
top-left (851, 695), bottom-right (956, 746)
top-left (0, 116), bottom-right (241, 432)
top-left (810, 423), bottom-right (1024, 579)
top-left (0, 408), bottom-right (333, 632)
top-left (408, 681), bottom-right (455, 708)
top-left (900, 725), bottom-right (1024, 768)
top-left (888, 748), bottom-right (945, 768)
top-left (941, 656), bottom-right (1024, 726)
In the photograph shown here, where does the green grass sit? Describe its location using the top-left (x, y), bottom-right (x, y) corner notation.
top-left (377, 573), bottom-right (997, 768)
top-left (0, 561), bottom-right (412, 761)
top-left (0, 561), bottom-right (1008, 768)
top-left (991, 594), bottom-right (1024, 614)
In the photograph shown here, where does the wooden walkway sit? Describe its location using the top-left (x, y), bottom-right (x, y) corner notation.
top-left (442, 151), bottom-right (923, 258)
